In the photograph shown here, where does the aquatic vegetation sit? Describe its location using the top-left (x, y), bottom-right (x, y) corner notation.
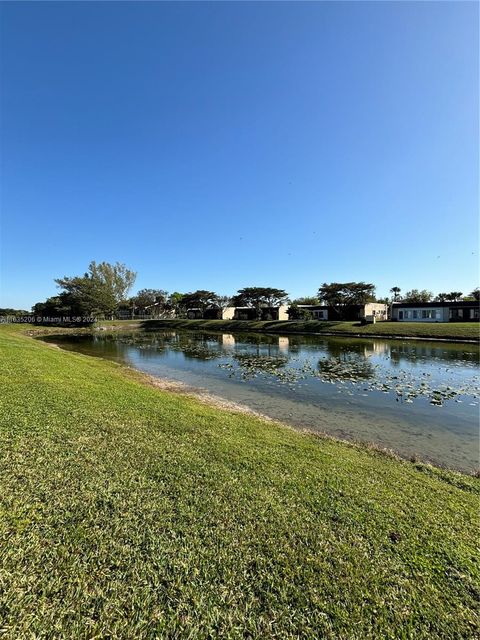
top-left (218, 349), bottom-right (479, 408)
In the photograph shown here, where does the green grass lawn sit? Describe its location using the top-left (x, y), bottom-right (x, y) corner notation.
top-left (0, 325), bottom-right (479, 638)
top-left (113, 318), bottom-right (479, 342)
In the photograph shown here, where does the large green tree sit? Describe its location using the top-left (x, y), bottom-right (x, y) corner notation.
top-left (32, 293), bottom-right (80, 318)
top-left (131, 289), bottom-right (169, 316)
top-left (55, 261), bottom-right (136, 317)
top-left (181, 290), bottom-right (220, 312)
top-left (317, 282), bottom-right (376, 320)
top-left (318, 282), bottom-right (376, 307)
top-left (231, 287), bottom-right (289, 319)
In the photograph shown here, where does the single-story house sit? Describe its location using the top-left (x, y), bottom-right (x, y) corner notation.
top-left (186, 307), bottom-right (204, 319)
top-left (328, 302), bottom-right (388, 321)
top-left (291, 305), bottom-right (329, 320)
top-left (186, 307), bottom-right (236, 320)
top-left (391, 301), bottom-right (480, 322)
top-left (289, 303), bottom-right (387, 322)
top-left (233, 305), bottom-right (289, 321)
top-left (359, 303), bottom-right (388, 322)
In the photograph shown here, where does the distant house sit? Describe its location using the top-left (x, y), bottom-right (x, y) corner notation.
top-left (290, 305), bottom-right (329, 320)
top-left (358, 303), bottom-right (388, 322)
top-left (233, 305), bottom-right (289, 321)
top-left (391, 301), bottom-right (480, 322)
top-left (186, 307), bottom-right (235, 320)
top-left (186, 308), bottom-right (205, 319)
top-left (289, 303), bottom-right (387, 322)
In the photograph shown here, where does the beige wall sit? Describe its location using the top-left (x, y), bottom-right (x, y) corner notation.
top-left (362, 303), bottom-right (388, 319)
top-left (221, 307), bottom-right (235, 320)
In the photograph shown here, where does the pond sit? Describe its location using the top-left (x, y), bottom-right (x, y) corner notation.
top-left (43, 330), bottom-right (480, 472)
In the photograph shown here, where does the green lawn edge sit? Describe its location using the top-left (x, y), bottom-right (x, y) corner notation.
top-left (97, 318), bottom-right (480, 342)
top-left (0, 325), bottom-right (479, 638)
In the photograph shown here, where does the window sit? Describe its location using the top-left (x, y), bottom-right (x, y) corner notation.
top-left (470, 308), bottom-right (479, 319)
top-left (413, 310), bottom-right (418, 319)
top-left (399, 311), bottom-right (403, 320)
top-left (421, 309), bottom-right (438, 319)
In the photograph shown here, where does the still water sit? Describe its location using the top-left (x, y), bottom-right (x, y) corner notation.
top-left (44, 330), bottom-right (480, 472)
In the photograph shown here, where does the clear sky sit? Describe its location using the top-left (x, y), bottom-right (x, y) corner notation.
top-left (1, 1), bottom-right (478, 309)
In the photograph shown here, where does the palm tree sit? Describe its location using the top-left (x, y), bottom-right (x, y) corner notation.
top-left (390, 286), bottom-right (401, 302)
top-left (446, 292), bottom-right (463, 302)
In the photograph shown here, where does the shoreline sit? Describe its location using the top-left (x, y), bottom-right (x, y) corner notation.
top-left (5, 319), bottom-right (479, 343)
top-left (97, 319), bottom-right (480, 344)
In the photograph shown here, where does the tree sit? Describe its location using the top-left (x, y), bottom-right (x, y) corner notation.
top-left (435, 293), bottom-right (448, 302)
top-left (318, 282), bottom-right (376, 307)
top-left (469, 288), bottom-right (480, 301)
top-left (231, 287), bottom-right (289, 319)
top-left (181, 290), bottom-right (220, 312)
top-left (445, 291), bottom-right (463, 302)
top-left (133, 289), bottom-right (168, 308)
top-left (402, 289), bottom-right (433, 303)
top-left (132, 289), bottom-right (168, 316)
top-left (0, 308), bottom-right (29, 317)
top-left (390, 287), bottom-right (401, 301)
top-left (216, 295), bottom-right (232, 311)
top-left (166, 292), bottom-right (187, 317)
top-left (88, 261), bottom-right (137, 309)
top-left (292, 296), bottom-right (320, 305)
top-left (32, 293), bottom-right (80, 318)
top-left (376, 297), bottom-right (391, 305)
top-left (55, 261), bottom-right (136, 317)
top-left (288, 304), bottom-right (315, 320)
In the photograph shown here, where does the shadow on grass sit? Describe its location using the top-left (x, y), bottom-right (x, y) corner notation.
top-left (139, 319), bottom-right (343, 334)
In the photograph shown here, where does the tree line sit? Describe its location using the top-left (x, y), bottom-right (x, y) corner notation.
top-left (3, 261), bottom-right (475, 321)
top-left (388, 287), bottom-right (479, 303)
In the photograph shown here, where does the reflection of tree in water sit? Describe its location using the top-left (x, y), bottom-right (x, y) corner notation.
top-left (317, 355), bottom-right (375, 382)
top-left (111, 331), bottom-right (224, 360)
top-left (390, 344), bottom-right (479, 366)
top-left (170, 332), bottom-right (222, 360)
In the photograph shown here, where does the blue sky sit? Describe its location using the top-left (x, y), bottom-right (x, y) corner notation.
top-left (1, 1), bottom-right (478, 309)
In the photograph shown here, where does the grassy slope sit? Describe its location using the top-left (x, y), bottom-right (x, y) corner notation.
top-left (0, 326), bottom-right (478, 639)
top-left (111, 319), bottom-right (479, 341)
